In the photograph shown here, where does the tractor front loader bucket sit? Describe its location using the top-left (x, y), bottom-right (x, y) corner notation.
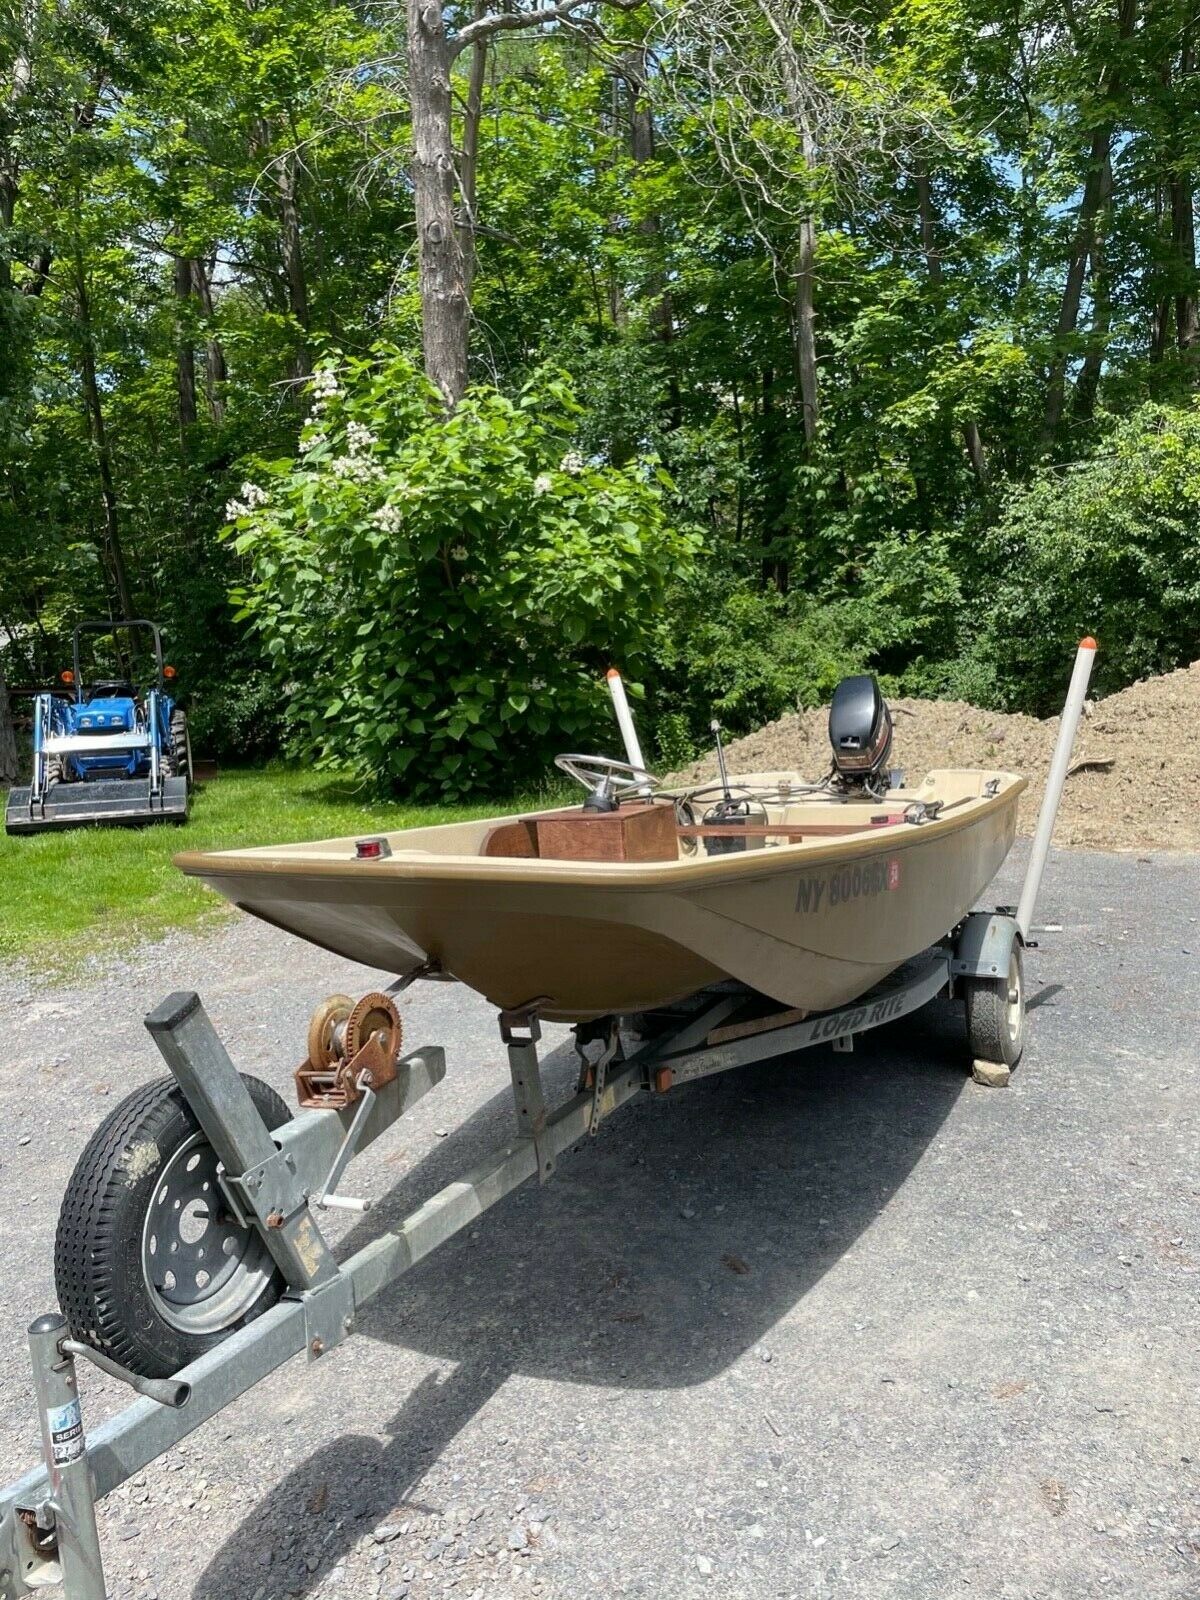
top-left (5, 776), bottom-right (189, 834)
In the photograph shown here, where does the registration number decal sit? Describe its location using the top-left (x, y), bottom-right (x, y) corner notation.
top-left (795, 857), bottom-right (901, 913)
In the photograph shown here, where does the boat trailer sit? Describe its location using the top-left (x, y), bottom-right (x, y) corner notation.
top-left (0, 643), bottom-right (1098, 1600)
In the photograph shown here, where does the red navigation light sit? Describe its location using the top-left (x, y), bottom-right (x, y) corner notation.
top-left (355, 837), bottom-right (392, 860)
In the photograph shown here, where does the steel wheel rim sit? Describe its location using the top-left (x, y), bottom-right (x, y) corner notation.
top-left (140, 1132), bottom-right (275, 1335)
top-left (1005, 950), bottom-right (1023, 1048)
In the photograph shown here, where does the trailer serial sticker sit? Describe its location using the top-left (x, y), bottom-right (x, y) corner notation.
top-left (47, 1397), bottom-right (84, 1464)
top-left (795, 857), bottom-right (901, 913)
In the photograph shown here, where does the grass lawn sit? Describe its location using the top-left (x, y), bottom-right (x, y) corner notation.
top-left (0, 767), bottom-right (541, 972)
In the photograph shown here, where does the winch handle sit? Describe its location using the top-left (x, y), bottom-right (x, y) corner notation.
top-left (1015, 637), bottom-right (1097, 938)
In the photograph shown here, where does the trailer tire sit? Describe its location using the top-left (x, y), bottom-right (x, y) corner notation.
top-left (55, 1075), bottom-right (292, 1378)
top-left (964, 944), bottom-right (1025, 1069)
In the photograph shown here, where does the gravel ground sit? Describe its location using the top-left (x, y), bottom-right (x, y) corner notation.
top-left (1, 842), bottom-right (1198, 1600)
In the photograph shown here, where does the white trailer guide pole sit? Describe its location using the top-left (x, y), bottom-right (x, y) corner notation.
top-left (606, 668), bottom-right (652, 795)
top-left (1016, 637), bottom-right (1097, 938)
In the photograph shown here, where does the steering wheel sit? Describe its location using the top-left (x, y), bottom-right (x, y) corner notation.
top-left (554, 753), bottom-right (656, 797)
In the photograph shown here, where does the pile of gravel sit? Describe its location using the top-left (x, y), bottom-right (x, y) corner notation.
top-left (668, 659), bottom-right (1200, 853)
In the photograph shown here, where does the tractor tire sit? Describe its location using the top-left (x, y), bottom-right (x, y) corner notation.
top-left (55, 1074), bottom-right (292, 1378)
top-left (45, 756), bottom-right (66, 786)
top-left (165, 708), bottom-right (194, 788)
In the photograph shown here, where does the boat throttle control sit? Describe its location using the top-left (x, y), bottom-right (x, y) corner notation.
top-left (701, 720), bottom-right (765, 855)
top-left (828, 674), bottom-right (893, 791)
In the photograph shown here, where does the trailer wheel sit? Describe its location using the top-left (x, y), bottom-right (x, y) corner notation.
top-left (964, 944), bottom-right (1025, 1069)
top-left (55, 1075), bottom-right (292, 1378)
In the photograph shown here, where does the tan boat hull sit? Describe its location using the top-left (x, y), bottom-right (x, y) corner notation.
top-left (177, 770), bottom-right (1024, 1022)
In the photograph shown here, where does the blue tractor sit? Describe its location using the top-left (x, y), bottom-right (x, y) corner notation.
top-left (5, 620), bottom-right (192, 834)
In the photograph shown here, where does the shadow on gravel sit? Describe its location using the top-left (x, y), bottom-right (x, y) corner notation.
top-left (194, 999), bottom-right (969, 1600)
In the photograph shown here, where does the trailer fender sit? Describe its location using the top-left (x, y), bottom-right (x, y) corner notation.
top-left (951, 910), bottom-right (1021, 980)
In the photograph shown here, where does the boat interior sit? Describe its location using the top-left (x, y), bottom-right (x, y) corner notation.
top-left (221, 769), bottom-right (1017, 869)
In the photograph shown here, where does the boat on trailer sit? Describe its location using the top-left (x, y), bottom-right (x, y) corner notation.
top-left (176, 763), bottom-right (1024, 1024)
top-left (0, 646), bottom-right (1098, 1600)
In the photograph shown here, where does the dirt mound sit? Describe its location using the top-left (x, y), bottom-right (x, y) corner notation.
top-left (668, 660), bottom-right (1200, 852)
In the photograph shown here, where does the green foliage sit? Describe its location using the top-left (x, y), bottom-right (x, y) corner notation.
top-left (4, 0), bottom-right (1200, 794)
top-left (187, 669), bottom-right (285, 763)
top-left (227, 351), bottom-right (698, 795)
top-left (647, 516), bottom-right (968, 756)
top-left (951, 403), bottom-right (1200, 713)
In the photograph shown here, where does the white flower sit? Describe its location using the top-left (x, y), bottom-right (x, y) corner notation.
top-left (346, 420), bottom-right (377, 456)
top-left (240, 481), bottom-right (268, 508)
top-left (330, 455), bottom-right (385, 484)
top-left (224, 497), bottom-right (250, 521)
top-left (371, 502), bottom-right (403, 534)
top-left (310, 368), bottom-right (343, 416)
top-left (559, 450), bottom-right (584, 475)
top-left (298, 431), bottom-right (325, 455)
top-left (451, 544), bottom-right (467, 560)
top-left (533, 473), bottom-right (552, 496)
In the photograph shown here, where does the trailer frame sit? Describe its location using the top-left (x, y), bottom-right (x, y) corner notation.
top-left (0, 639), bottom-right (1098, 1600)
top-left (1, 917), bottom-right (1000, 1600)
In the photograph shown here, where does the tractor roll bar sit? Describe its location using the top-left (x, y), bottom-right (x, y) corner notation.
top-left (71, 621), bottom-right (166, 693)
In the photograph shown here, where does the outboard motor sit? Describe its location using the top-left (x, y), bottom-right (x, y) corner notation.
top-left (829, 674), bottom-right (893, 789)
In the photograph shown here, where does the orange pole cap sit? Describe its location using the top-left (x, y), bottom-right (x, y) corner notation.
top-left (606, 668), bottom-right (621, 680)
top-left (1079, 637), bottom-right (1097, 650)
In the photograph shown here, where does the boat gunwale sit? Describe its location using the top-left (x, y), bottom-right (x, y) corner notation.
top-left (176, 771), bottom-right (1027, 893)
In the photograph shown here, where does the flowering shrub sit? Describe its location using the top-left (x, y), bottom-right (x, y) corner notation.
top-left (225, 349), bottom-right (697, 795)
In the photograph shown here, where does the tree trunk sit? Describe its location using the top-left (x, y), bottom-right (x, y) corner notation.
top-left (275, 149), bottom-right (311, 381)
top-left (1151, 178), bottom-right (1170, 360)
top-left (0, 657), bottom-right (19, 785)
top-left (175, 250), bottom-right (198, 439)
top-left (1170, 174), bottom-right (1198, 351)
top-left (916, 166), bottom-right (988, 484)
top-left (1039, 130), bottom-right (1112, 448)
top-left (73, 237), bottom-right (134, 620)
top-left (0, 2), bottom-right (35, 303)
top-left (1171, 32), bottom-right (1198, 353)
top-left (409, 0), bottom-right (470, 407)
top-left (789, 105), bottom-right (819, 445)
top-left (915, 166), bottom-right (941, 282)
top-left (1040, 0), bottom-right (1136, 451)
top-left (458, 5), bottom-right (487, 299)
top-left (626, 48), bottom-right (681, 426)
top-left (192, 257), bottom-right (228, 423)
top-left (792, 215), bottom-right (819, 445)
top-left (1073, 236), bottom-right (1110, 420)
top-left (761, 366), bottom-right (790, 591)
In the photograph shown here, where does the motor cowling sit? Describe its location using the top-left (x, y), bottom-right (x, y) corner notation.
top-left (828, 674), bottom-right (893, 784)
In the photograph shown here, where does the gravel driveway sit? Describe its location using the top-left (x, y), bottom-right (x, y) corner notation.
top-left (1, 842), bottom-right (1197, 1600)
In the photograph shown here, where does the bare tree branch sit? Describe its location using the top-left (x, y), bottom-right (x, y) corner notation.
top-left (451, 0), bottom-right (645, 59)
